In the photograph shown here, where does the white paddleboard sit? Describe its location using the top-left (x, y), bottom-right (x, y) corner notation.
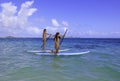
top-left (27, 49), bottom-right (70, 53)
top-left (35, 51), bottom-right (90, 56)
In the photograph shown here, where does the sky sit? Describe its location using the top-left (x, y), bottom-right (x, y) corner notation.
top-left (0, 0), bottom-right (120, 38)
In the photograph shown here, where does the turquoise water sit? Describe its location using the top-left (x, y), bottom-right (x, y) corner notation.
top-left (0, 38), bottom-right (120, 81)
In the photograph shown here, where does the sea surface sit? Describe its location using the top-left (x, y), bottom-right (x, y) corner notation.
top-left (0, 38), bottom-right (120, 81)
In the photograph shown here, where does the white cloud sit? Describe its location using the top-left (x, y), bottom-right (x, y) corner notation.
top-left (27, 26), bottom-right (41, 34)
top-left (62, 21), bottom-right (69, 27)
top-left (46, 26), bottom-right (58, 34)
top-left (51, 19), bottom-right (60, 27)
top-left (18, 0), bottom-right (37, 17)
top-left (75, 30), bottom-right (120, 38)
top-left (21, 0), bottom-right (34, 8)
top-left (0, 1), bottom-right (41, 37)
top-left (0, 1), bottom-right (69, 37)
top-left (1, 2), bottom-right (17, 16)
top-left (0, 2), bottom-right (17, 27)
top-left (45, 19), bottom-right (68, 35)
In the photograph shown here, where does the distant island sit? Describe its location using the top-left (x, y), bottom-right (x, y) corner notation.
top-left (5, 36), bottom-right (16, 38)
top-left (0, 36), bottom-right (119, 39)
top-left (0, 36), bottom-right (16, 38)
top-left (0, 36), bottom-right (74, 38)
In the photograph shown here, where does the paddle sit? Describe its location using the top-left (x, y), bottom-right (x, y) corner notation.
top-left (60, 29), bottom-right (68, 46)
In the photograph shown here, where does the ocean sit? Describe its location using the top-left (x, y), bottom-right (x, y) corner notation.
top-left (0, 38), bottom-right (120, 81)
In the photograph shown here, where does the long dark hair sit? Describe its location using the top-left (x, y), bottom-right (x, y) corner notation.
top-left (54, 32), bottom-right (60, 40)
top-left (43, 29), bottom-right (46, 32)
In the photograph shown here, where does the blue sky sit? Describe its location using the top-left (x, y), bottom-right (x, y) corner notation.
top-left (0, 0), bottom-right (120, 38)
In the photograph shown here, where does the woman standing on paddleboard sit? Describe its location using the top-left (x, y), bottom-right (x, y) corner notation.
top-left (52, 30), bottom-right (67, 54)
top-left (42, 29), bottom-right (47, 50)
top-left (53, 32), bottom-right (61, 54)
top-left (42, 29), bottom-right (51, 50)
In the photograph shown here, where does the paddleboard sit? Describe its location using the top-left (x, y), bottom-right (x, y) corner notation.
top-left (35, 51), bottom-right (90, 56)
top-left (27, 49), bottom-right (70, 53)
